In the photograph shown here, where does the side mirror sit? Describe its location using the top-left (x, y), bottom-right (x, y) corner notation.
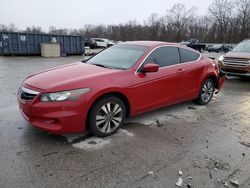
top-left (142, 63), bottom-right (159, 73)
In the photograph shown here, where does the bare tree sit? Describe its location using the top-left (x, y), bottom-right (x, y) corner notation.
top-left (48, 26), bottom-right (69, 35)
top-left (48, 26), bottom-right (57, 34)
top-left (235, 0), bottom-right (250, 39)
top-left (208, 0), bottom-right (234, 42)
top-left (146, 13), bottom-right (161, 40)
top-left (0, 24), bottom-right (8, 32)
top-left (0, 23), bottom-right (18, 32)
top-left (166, 3), bottom-right (197, 42)
top-left (8, 23), bottom-right (18, 32)
top-left (24, 26), bottom-right (44, 34)
top-left (1, 1), bottom-right (250, 43)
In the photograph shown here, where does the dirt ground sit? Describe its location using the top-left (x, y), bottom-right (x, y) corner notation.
top-left (0, 55), bottom-right (250, 188)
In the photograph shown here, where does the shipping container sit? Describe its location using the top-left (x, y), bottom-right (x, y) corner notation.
top-left (0, 32), bottom-right (85, 56)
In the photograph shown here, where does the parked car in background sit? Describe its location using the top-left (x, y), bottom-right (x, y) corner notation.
top-left (17, 41), bottom-right (225, 137)
top-left (207, 44), bottom-right (229, 53)
top-left (228, 44), bottom-right (236, 51)
top-left (92, 38), bottom-right (109, 48)
top-left (205, 44), bottom-right (214, 51)
top-left (107, 40), bottom-right (115, 47)
top-left (85, 38), bottom-right (97, 49)
top-left (218, 39), bottom-right (250, 77)
top-left (180, 38), bottom-right (206, 52)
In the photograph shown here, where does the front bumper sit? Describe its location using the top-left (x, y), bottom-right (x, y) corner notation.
top-left (215, 71), bottom-right (226, 94)
top-left (220, 63), bottom-right (250, 77)
top-left (221, 70), bottom-right (250, 77)
top-left (17, 87), bottom-right (88, 134)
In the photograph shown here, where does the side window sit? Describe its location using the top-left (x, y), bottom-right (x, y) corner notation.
top-left (144, 46), bottom-right (180, 67)
top-left (94, 39), bottom-right (104, 42)
top-left (179, 48), bottom-right (200, 63)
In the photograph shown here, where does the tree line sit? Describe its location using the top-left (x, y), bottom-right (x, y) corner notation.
top-left (1, 0), bottom-right (250, 43)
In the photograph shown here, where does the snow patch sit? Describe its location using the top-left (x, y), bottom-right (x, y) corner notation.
top-left (69, 129), bottom-right (134, 150)
top-left (72, 137), bottom-right (111, 150)
top-left (118, 129), bottom-right (134, 137)
top-left (127, 105), bottom-right (207, 125)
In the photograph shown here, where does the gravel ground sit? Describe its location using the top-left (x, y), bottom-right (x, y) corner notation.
top-left (0, 54), bottom-right (250, 188)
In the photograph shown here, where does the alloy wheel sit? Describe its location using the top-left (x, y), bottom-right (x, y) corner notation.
top-left (201, 80), bottom-right (214, 103)
top-left (96, 102), bottom-right (123, 133)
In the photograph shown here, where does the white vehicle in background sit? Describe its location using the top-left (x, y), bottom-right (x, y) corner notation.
top-left (92, 38), bottom-right (109, 48)
top-left (107, 40), bottom-right (115, 47)
top-left (92, 38), bottom-right (115, 48)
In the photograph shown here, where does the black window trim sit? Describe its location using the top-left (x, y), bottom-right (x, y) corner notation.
top-left (136, 45), bottom-right (201, 74)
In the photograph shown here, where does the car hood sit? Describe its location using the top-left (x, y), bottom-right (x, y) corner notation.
top-left (24, 62), bottom-right (121, 91)
top-left (224, 52), bottom-right (250, 60)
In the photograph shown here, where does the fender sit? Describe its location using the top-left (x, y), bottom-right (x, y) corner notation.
top-left (84, 87), bottom-right (134, 117)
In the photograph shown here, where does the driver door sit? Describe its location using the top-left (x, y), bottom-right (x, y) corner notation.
top-left (128, 46), bottom-right (184, 114)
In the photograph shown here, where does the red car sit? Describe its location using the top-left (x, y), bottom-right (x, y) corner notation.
top-left (17, 41), bottom-right (225, 137)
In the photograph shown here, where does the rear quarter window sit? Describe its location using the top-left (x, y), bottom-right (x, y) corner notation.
top-left (179, 48), bottom-right (200, 63)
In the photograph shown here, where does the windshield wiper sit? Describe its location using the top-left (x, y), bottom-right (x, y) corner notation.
top-left (89, 63), bottom-right (125, 70)
top-left (91, 63), bottom-right (112, 69)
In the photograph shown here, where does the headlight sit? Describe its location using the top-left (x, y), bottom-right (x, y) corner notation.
top-left (41, 88), bottom-right (90, 102)
top-left (218, 55), bottom-right (224, 62)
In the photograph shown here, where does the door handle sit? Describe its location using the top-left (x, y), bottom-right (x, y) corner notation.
top-left (177, 68), bottom-right (185, 73)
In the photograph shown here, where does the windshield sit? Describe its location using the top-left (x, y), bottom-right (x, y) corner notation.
top-left (232, 40), bottom-right (250, 53)
top-left (87, 44), bottom-right (147, 69)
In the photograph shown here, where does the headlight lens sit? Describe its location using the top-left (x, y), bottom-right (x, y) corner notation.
top-left (41, 88), bottom-right (90, 102)
top-left (218, 55), bottom-right (224, 62)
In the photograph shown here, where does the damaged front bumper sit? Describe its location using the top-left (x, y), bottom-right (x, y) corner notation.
top-left (215, 71), bottom-right (226, 94)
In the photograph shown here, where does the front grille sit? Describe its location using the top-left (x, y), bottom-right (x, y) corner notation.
top-left (20, 87), bottom-right (39, 101)
top-left (223, 58), bottom-right (250, 67)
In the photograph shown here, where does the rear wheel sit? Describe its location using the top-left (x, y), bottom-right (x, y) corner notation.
top-left (195, 78), bottom-right (215, 105)
top-left (89, 96), bottom-right (126, 137)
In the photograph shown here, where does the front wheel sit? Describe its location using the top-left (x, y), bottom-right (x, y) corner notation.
top-left (195, 79), bottom-right (215, 105)
top-left (88, 96), bottom-right (126, 137)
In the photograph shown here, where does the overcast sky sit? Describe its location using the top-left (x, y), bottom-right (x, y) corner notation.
top-left (0, 0), bottom-right (214, 31)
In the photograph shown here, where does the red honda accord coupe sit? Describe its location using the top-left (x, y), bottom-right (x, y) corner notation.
top-left (17, 41), bottom-right (225, 137)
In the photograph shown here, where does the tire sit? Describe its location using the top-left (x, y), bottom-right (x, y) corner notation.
top-left (195, 78), bottom-right (215, 105)
top-left (88, 96), bottom-right (126, 137)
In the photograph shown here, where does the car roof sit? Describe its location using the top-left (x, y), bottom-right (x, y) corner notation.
top-left (92, 38), bottom-right (108, 40)
top-left (122, 41), bottom-right (178, 48)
